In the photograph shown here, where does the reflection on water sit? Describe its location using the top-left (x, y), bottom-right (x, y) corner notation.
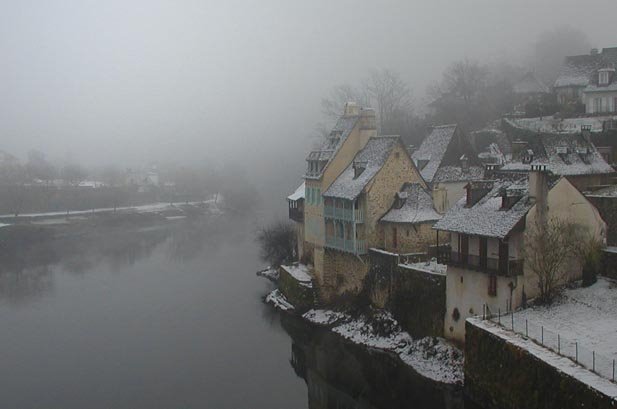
top-left (0, 214), bottom-right (477, 409)
top-left (281, 315), bottom-right (477, 409)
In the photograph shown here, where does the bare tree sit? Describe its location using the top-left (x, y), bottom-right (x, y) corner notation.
top-left (256, 221), bottom-right (297, 267)
top-left (523, 218), bottom-right (584, 304)
top-left (61, 163), bottom-right (87, 186)
top-left (26, 150), bottom-right (57, 184)
top-left (364, 69), bottom-right (414, 135)
top-left (440, 59), bottom-right (488, 103)
top-left (321, 84), bottom-right (367, 122)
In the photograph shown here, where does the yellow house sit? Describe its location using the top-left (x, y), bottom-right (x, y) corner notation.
top-left (434, 166), bottom-right (606, 343)
top-left (318, 135), bottom-right (425, 300)
top-left (302, 102), bottom-right (377, 279)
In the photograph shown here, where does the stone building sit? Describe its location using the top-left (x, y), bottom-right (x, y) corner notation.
top-left (554, 47), bottom-right (617, 109)
top-left (319, 135), bottom-right (425, 300)
top-left (302, 102), bottom-right (377, 278)
top-left (434, 166), bottom-right (606, 342)
top-left (379, 183), bottom-right (443, 254)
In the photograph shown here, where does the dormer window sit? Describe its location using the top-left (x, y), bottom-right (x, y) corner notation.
top-left (460, 154), bottom-right (469, 171)
top-left (600, 70), bottom-right (610, 86)
top-left (353, 161), bottom-right (367, 179)
top-left (522, 149), bottom-right (534, 164)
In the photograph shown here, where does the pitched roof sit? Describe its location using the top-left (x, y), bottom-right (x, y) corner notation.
top-left (305, 114), bottom-right (360, 179)
top-left (433, 165), bottom-right (484, 183)
top-left (513, 72), bottom-right (549, 94)
top-left (323, 136), bottom-right (399, 200)
top-left (554, 54), bottom-right (606, 88)
top-left (380, 183), bottom-right (442, 224)
top-left (499, 132), bottom-right (614, 176)
top-left (433, 179), bottom-right (533, 238)
top-left (411, 124), bottom-right (458, 183)
top-left (287, 182), bottom-right (305, 201)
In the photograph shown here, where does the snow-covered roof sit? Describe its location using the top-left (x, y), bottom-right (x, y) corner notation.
top-left (499, 130), bottom-right (614, 176)
top-left (305, 115), bottom-right (360, 179)
top-left (287, 182), bottom-right (305, 201)
top-left (505, 116), bottom-right (616, 134)
top-left (433, 165), bottom-right (484, 183)
top-left (411, 124), bottom-right (458, 183)
top-left (323, 136), bottom-right (399, 200)
top-left (381, 183), bottom-right (442, 224)
top-left (433, 179), bottom-right (533, 238)
top-left (586, 184), bottom-right (617, 198)
top-left (513, 72), bottom-right (549, 94)
top-left (554, 54), bottom-right (606, 88)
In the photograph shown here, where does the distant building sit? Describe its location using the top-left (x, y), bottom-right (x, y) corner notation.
top-left (582, 66), bottom-right (617, 114)
top-left (125, 167), bottom-right (160, 192)
top-left (496, 118), bottom-right (615, 190)
top-left (554, 47), bottom-right (617, 109)
top-left (434, 167), bottom-right (606, 342)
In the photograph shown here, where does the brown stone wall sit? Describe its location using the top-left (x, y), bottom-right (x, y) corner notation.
top-left (382, 222), bottom-right (437, 254)
top-left (319, 249), bottom-right (369, 303)
top-left (365, 143), bottom-right (425, 248)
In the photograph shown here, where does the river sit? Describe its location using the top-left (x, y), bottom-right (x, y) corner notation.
top-left (0, 213), bottom-right (476, 408)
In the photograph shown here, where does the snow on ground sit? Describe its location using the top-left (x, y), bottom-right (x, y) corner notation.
top-left (256, 267), bottom-right (279, 282)
top-left (401, 259), bottom-right (447, 276)
top-left (281, 263), bottom-right (313, 288)
top-left (265, 289), bottom-right (294, 311)
top-left (303, 308), bottom-right (463, 384)
top-left (0, 199), bottom-right (215, 219)
top-left (513, 278), bottom-right (617, 362)
top-left (469, 318), bottom-right (617, 398)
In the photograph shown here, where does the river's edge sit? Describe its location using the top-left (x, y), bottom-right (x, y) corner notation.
top-left (259, 279), bottom-right (464, 385)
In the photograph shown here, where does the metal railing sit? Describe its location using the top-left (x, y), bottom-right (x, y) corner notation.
top-left (483, 305), bottom-right (616, 384)
top-left (449, 252), bottom-right (523, 276)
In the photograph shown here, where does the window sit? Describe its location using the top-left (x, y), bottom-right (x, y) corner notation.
top-left (614, 97), bottom-right (617, 113)
top-left (406, 229), bottom-right (410, 237)
top-left (316, 189), bottom-right (321, 205)
top-left (594, 98), bottom-right (603, 113)
top-left (392, 227), bottom-right (398, 248)
top-left (599, 71), bottom-right (609, 86)
top-left (488, 274), bottom-right (497, 297)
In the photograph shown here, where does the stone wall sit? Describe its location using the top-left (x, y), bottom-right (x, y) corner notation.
top-left (465, 319), bottom-right (617, 409)
top-left (366, 249), bottom-right (446, 338)
top-left (278, 266), bottom-right (315, 312)
top-left (319, 249), bottom-right (369, 304)
top-left (381, 221), bottom-right (437, 254)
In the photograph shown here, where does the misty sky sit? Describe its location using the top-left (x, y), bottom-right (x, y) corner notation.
top-left (1, 0), bottom-right (615, 170)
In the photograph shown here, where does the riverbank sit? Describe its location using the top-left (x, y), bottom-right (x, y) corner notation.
top-left (262, 286), bottom-right (463, 385)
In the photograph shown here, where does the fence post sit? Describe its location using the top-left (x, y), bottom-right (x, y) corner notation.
top-left (511, 311), bottom-right (514, 330)
top-left (498, 308), bottom-right (501, 325)
top-left (575, 342), bottom-right (578, 363)
top-left (483, 304), bottom-right (485, 320)
top-left (613, 359), bottom-right (615, 382)
top-left (541, 326), bottom-right (544, 345)
top-left (558, 334), bottom-right (560, 354)
top-left (525, 319), bottom-right (528, 337)
top-left (593, 351), bottom-right (595, 372)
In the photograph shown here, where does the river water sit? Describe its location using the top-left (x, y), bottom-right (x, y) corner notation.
top-left (0, 214), bottom-right (475, 408)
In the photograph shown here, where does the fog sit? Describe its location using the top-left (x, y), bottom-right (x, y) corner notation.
top-left (1, 0), bottom-right (615, 203)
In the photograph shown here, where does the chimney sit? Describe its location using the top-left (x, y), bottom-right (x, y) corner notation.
top-left (359, 107), bottom-right (376, 130)
top-left (529, 164), bottom-right (549, 225)
top-left (511, 139), bottom-right (528, 160)
top-left (343, 101), bottom-right (360, 117)
top-left (591, 48), bottom-right (599, 55)
top-left (581, 124), bottom-right (592, 143)
top-left (465, 181), bottom-right (493, 207)
top-left (460, 154), bottom-right (469, 171)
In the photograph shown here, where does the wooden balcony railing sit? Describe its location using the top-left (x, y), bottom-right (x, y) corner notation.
top-left (323, 205), bottom-right (364, 223)
top-left (325, 236), bottom-right (367, 255)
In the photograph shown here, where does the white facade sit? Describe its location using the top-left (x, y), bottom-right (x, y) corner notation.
top-left (583, 91), bottom-right (617, 114)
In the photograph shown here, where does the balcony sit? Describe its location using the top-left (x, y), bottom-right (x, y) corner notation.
top-left (288, 207), bottom-right (303, 223)
top-left (325, 236), bottom-right (367, 255)
top-left (323, 205), bottom-right (364, 223)
top-left (448, 251), bottom-right (523, 276)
